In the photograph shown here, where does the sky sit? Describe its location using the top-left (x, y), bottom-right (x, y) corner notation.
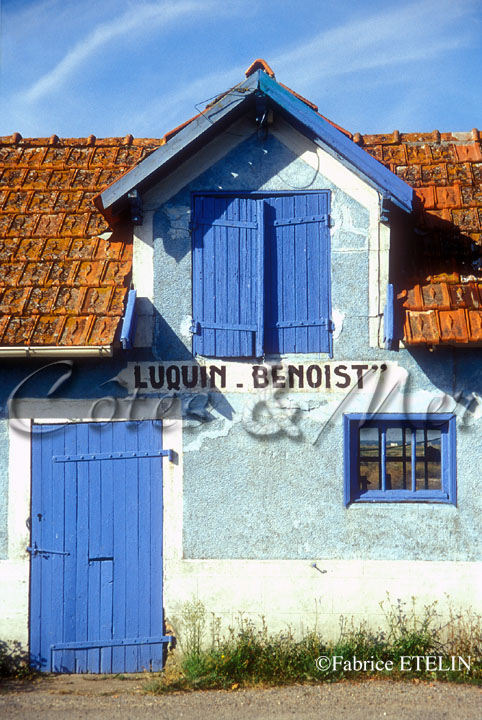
top-left (0, 0), bottom-right (481, 139)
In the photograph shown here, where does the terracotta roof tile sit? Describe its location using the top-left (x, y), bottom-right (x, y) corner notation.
top-left (0, 134), bottom-right (160, 347)
top-left (467, 309), bottom-right (482, 341)
top-left (405, 310), bottom-right (440, 344)
top-left (439, 309), bottom-right (468, 342)
top-left (362, 128), bottom-right (482, 345)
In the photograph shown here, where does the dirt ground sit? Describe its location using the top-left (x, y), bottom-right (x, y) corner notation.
top-left (0, 675), bottom-right (481, 720)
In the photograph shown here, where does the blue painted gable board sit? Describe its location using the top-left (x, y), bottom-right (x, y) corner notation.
top-left (257, 73), bottom-right (413, 213)
top-left (100, 73), bottom-right (259, 211)
top-left (101, 70), bottom-right (413, 214)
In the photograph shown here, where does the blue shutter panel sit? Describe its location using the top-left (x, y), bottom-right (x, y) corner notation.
top-left (265, 192), bottom-right (330, 353)
top-left (192, 195), bottom-right (262, 357)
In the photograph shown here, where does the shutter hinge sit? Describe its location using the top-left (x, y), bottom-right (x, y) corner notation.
top-left (190, 321), bottom-right (200, 335)
top-left (327, 213), bottom-right (334, 228)
top-left (127, 189), bottom-right (143, 225)
top-left (189, 220), bottom-right (197, 232)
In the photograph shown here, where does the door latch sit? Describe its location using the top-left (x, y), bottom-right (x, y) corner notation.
top-left (27, 542), bottom-right (70, 557)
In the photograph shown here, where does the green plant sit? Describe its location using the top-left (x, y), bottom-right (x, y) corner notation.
top-left (145, 595), bottom-right (482, 694)
top-left (0, 640), bottom-right (34, 680)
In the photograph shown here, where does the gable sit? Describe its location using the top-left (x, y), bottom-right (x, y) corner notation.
top-left (1, 60), bottom-right (481, 351)
top-left (98, 67), bottom-right (413, 219)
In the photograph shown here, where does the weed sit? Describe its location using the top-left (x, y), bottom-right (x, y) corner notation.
top-left (0, 640), bottom-right (35, 680)
top-left (145, 596), bottom-right (482, 693)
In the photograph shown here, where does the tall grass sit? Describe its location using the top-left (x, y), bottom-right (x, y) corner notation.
top-left (145, 595), bottom-right (481, 692)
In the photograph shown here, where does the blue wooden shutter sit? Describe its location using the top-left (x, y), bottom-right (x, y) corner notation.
top-left (192, 195), bottom-right (263, 357)
top-left (264, 192), bottom-right (330, 353)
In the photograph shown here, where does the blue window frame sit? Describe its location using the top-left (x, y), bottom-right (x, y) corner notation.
top-left (191, 192), bottom-right (331, 357)
top-left (344, 414), bottom-right (456, 505)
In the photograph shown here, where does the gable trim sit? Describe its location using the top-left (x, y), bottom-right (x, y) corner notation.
top-left (97, 70), bottom-right (413, 218)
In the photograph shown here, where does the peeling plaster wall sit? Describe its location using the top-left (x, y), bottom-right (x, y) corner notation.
top-left (147, 124), bottom-right (482, 565)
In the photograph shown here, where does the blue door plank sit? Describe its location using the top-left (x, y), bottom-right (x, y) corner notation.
top-left (99, 424), bottom-right (114, 673)
top-left (137, 423), bottom-right (152, 670)
top-left (50, 426), bottom-right (66, 672)
top-left (124, 423), bottom-right (140, 672)
top-left (100, 560), bottom-right (114, 673)
top-left (75, 423), bottom-right (90, 673)
top-left (62, 425), bottom-right (78, 673)
top-left (111, 423), bottom-right (128, 673)
top-left (99, 423), bottom-right (114, 558)
top-left (149, 422), bottom-right (164, 670)
top-left (87, 424), bottom-right (102, 673)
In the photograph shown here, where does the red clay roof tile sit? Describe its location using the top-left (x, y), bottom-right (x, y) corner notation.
top-left (467, 309), bottom-right (482, 341)
top-left (0, 134), bottom-right (160, 347)
top-left (439, 309), bottom-right (468, 342)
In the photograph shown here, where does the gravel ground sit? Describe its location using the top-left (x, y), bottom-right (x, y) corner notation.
top-left (0, 676), bottom-right (481, 720)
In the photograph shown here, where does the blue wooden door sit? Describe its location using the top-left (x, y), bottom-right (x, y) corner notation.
top-left (30, 421), bottom-right (171, 673)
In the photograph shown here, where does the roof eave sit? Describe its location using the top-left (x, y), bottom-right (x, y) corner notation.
top-left (0, 345), bottom-right (114, 357)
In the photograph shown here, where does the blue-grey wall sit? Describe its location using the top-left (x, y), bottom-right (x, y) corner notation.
top-left (1, 126), bottom-right (481, 564)
top-left (150, 126), bottom-right (482, 562)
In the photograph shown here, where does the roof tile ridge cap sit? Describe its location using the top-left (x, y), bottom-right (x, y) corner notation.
top-left (316, 112), bottom-right (352, 140)
top-left (245, 58), bottom-right (275, 78)
top-left (0, 132), bottom-right (23, 144)
top-left (162, 112), bottom-right (204, 144)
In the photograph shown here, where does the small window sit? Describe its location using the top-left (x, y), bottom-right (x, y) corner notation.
top-left (344, 414), bottom-right (456, 504)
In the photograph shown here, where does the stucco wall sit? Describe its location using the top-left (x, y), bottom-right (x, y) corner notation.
top-left (148, 124), bottom-right (482, 563)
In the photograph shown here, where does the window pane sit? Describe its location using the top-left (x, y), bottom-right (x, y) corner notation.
top-left (386, 427), bottom-right (403, 457)
top-left (415, 428), bottom-right (442, 490)
top-left (386, 427), bottom-right (409, 489)
top-left (359, 427), bottom-right (380, 492)
top-left (359, 427), bottom-right (379, 456)
top-left (359, 460), bottom-right (380, 492)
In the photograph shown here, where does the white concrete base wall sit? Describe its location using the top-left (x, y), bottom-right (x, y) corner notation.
top-left (0, 560), bottom-right (29, 645)
top-left (163, 558), bottom-right (482, 641)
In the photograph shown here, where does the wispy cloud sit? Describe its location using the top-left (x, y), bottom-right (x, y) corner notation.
top-left (272, 0), bottom-right (477, 90)
top-left (129, 65), bottom-right (246, 137)
top-left (22, 0), bottom-right (219, 103)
